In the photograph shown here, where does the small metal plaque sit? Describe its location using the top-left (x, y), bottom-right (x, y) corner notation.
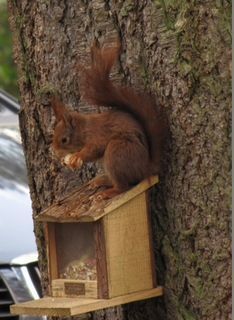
top-left (64, 282), bottom-right (85, 296)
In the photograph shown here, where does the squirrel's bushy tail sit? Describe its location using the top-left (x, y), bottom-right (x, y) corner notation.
top-left (81, 41), bottom-right (168, 173)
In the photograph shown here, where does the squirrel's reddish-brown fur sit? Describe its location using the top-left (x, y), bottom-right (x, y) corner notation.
top-left (51, 41), bottom-right (167, 199)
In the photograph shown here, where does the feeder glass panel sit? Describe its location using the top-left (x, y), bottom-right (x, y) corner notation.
top-left (55, 223), bottom-right (96, 281)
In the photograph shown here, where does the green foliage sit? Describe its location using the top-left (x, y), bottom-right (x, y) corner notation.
top-left (0, 1), bottom-right (19, 97)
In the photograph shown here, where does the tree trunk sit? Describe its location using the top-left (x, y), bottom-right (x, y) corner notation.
top-left (8, 1), bottom-right (231, 320)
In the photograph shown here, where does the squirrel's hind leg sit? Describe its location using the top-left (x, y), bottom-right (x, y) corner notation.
top-left (89, 174), bottom-right (123, 200)
top-left (94, 186), bottom-right (124, 200)
top-left (92, 136), bottom-right (150, 201)
top-left (89, 175), bottom-right (125, 200)
top-left (103, 136), bottom-right (150, 191)
top-left (89, 174), bottom-right (113, 189)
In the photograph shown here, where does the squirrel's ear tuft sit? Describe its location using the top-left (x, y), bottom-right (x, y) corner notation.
top-left (51, 97), bottom-right (68, 122)
top-left (51, 97), bottom-right (77, 129)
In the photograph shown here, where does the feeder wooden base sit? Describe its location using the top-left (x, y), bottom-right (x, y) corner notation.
top-left (11, 287), bottom-right (163, 317)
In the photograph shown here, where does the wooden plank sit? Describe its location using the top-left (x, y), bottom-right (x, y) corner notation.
top-left (10, 287), bottom-right (163, 317)
top-left (103, 193), bottom-right (154, 298)
top-left (52, 279), bottom-right (97, 298)
top-left (44, 223), bottom-right (52, 296)
top-left (145, 191), bottom-right (157, 287)
top-left (45, 223), bottom-right (58, 281)
top-left (36, 176), bottom-right (159, 222)
top-left (94, 221), bottom-right (109, 298)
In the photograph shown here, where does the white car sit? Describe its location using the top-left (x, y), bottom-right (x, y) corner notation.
top-left (0, 89), bottom-right (45, 320)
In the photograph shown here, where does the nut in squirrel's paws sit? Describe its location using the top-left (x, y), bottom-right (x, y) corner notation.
top-left (62, 154), bottom-right (73, 166)
top-left (62, 153), bottom-right (83, 170)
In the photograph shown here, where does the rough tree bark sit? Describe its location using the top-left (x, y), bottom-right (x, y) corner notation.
top-left (8, 1), bottom-right (231, 320)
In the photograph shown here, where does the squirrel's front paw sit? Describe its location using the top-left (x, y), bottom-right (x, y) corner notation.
top-left (62, 153), bottom-right (83, 170)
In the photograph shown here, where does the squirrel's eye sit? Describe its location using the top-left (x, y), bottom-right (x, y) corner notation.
top-left (61, 137), bottom-right (69, 144)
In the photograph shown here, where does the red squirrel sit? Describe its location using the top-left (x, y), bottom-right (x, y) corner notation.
top-left (51, 41), bottom-right (167, 199)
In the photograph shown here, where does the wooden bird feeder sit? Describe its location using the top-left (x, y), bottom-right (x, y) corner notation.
top-left (11, 176), bottom-right (163, 317)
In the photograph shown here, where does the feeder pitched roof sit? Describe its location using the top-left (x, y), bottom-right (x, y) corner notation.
top-left (37, 176), bottom-right (158, 223)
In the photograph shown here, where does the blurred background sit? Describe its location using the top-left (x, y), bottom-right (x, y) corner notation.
top-left (0, 2), bottom-right (43, 319)
top-left (0, 0), bottom-right (18, 97)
